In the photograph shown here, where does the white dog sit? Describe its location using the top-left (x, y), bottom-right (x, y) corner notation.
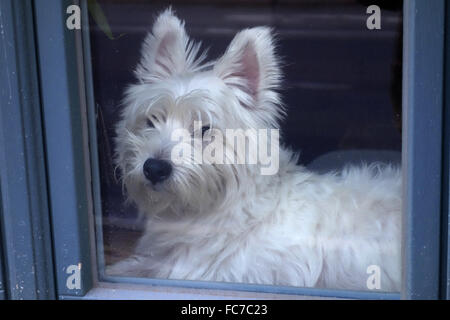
top-left (109, 8), bottom-right (401, 292)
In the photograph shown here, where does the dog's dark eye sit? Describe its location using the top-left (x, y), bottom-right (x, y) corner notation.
top-left (146, 118), bottom-right (155, 128)
top-left (201, 126), bottom-right (210, 137)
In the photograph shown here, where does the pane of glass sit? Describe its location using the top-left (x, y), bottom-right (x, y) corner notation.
top-left (89, 0), bottom-right (403, 292)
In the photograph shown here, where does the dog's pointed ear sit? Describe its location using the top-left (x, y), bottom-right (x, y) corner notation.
top-left (214, 27), bottom-right (282, 117)
top-left (135, 8), bottom-right (204, 82)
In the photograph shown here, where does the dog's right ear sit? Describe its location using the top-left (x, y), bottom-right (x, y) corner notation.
top-left (135, 8), bottom-right (205, 83)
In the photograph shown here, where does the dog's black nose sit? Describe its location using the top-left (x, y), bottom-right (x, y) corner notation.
top-left (143, 158), bottom-right (172, 185)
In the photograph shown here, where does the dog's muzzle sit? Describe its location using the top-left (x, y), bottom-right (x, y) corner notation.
top-left (143, 158), bottom-right (172, 185)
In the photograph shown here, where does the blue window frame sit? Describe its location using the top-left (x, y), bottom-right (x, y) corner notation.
top-left (441, 0), bottom-right (450, 301)
top-left (0, 0), bottom-right (55, 299)
top-left (402, 0), bottom-right (445, 299)
top-left (0, 0), bottom-right (448, 300)
top-left (0, 201), bottom-right (4, 300)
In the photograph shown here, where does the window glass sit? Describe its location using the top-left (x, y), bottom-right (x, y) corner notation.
top-left (89, 0), bottom-right (403, 292)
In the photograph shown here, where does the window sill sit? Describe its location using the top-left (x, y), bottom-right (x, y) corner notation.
top-left (59, 281), bottom-right (399, 300)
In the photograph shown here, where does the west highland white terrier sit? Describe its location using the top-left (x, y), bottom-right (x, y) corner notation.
top-left (108, 8), bottom-right (401, 292)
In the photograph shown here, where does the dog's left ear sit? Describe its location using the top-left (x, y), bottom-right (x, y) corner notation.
top-left (214, 27), bottom-right (282, 120)
top-left (135, 8), bottom-right (205, 83)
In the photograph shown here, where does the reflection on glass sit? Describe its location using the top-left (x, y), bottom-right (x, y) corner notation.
top-left (89, 0), bottom-right (403, 292)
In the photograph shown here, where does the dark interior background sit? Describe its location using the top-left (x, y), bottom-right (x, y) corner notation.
top-left (88, 0), bottom-right (403, 265)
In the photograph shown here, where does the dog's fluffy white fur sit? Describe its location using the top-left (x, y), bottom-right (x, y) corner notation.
top-left (109, 9), bottom-right (401, 291)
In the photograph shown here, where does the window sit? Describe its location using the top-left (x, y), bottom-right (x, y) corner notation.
top-left (0, 0), bottom-right (447, 300)
top-left (90, 0), bottom-right (404, 293)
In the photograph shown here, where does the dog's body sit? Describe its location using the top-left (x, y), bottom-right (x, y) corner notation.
top-left (109, 9), bottom-right (401, 291)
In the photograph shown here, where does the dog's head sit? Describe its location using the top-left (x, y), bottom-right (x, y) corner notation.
top-left (115, 8), bottom-right (283, 215)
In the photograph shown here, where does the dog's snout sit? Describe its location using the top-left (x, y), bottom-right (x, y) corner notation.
top-left (143, 158), bottom-right (172, 185)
